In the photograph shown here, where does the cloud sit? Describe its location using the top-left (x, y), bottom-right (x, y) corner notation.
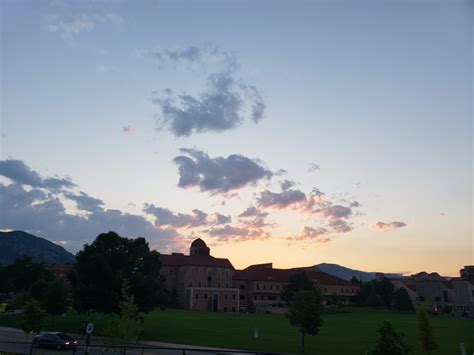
top-left (65, 192), bottom-right (104, 212)
top-left (44, 12), bottom-right (124, 42)
top-left (289, 226), bottom-right (331, 243)
top-left (238, 206), bottom-right (268, 218)
top-left (143, 204), bottom-right (208, 229)
top-left (328, 219), bottom-right (353, 233)
top-left (173, 148), bottom-right (273, 194)
top-left (97, 65), bottom-right (120, 74)
top-left (371, 221), bottom-right (407, 231)
top-left (307, 163), bottom-right (320, 173)
top-left (313, 205), bottom-right (352, 220)
top-left (0, 159), bottom-right (75, 190)
top-left (214, 213), bottom-right (231, 225)
top-left (204, 224), bottom-right (270, 243)
top-left (122, 125), bottom-right (132, 135)
top-left (150, 46), bottom-right (265, 136)
top-left (257, 189), bottom-right (307, 209)
top-left (280, 179), bottom-right (296, 191)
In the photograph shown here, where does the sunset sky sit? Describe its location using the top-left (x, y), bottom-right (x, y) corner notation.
top-left (1, 0), bottom-right (472, 276)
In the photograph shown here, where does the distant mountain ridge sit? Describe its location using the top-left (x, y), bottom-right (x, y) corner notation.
top-left (316, 263), bottom-right (402, 282)
top-left (0, 230), bottom-right (75, 265)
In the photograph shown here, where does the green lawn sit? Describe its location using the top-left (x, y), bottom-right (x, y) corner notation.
top-left (1, 308), bottom-right (473, 354)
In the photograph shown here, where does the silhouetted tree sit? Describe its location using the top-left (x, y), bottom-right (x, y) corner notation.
top-left (392, 288), bottom-right (414, 311)
top-left (0, 257), bottom-right (53, 294)
top-left (18, 300), bottom-right (46, 340)
top-left (366, 287), bottom-right (384, 307)
top-left (283, 272), bottom-right (314, 304)
top-left (416, 305), bottom-right (437, 354)
top-left (31, 279), bottom-right (70, 317)
top-left (288, 289), bottom-right (323, 353)
top-left (69, 231), bottom-right (167, 313)
top-left (368, 321), bottom-right (412, 355)
top-left (375, 278), bottom-right (395, 308)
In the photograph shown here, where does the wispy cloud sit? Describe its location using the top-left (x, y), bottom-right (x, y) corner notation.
top-left (150, 46), bottom-right (265, 136)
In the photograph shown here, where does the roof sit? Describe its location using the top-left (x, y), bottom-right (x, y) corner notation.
top-left (160, 253), bottom-right (234, 269)
top-left (234, 266), bottom-right (357, 287)
top-left (190, 238), bottom-right (207, 248)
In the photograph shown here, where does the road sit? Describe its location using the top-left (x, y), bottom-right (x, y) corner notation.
top-left (0, 327), bottom-right (264, 355)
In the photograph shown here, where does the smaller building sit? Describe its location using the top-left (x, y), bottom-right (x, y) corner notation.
top-left (160, 239), bottom-right (239, 312)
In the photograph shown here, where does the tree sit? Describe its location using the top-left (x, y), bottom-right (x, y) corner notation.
top-left (31, 279), bottom-right (70, 317)
top-left (69, 231), bottom-right (167, 313)
top-left (283, 272), bottom-right (314, 304)
top-left (18, 301), bottom-right (46, 340)
top-left (375, 278), bottom-right (395, 308)
top-left (393, 288), bottom-right (414, 311)
top-left (416, 305), bottom-right (438, 354)
top-left (0, 257), bottom-right (53, 294)
top-left (366, 287), bottom-right (384, 307)
top-left (287, 289), bottom-right (323, 353)
top-left (104, 280), bottom-right (143, 346)
top-left (368, 321), bottom-right (412, 355)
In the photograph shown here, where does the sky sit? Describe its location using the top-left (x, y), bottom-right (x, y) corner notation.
top-left (1, 0), bottom-right (472, 276)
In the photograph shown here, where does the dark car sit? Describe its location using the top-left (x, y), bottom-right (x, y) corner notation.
top-left (33, 332), bottom-right (78, 350)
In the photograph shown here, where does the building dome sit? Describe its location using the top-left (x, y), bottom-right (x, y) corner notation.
top-left (190, 238), bottom-right (210, 256)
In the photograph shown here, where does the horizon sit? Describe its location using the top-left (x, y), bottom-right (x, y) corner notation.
top-left (1, 0), bottom-right (472, 277)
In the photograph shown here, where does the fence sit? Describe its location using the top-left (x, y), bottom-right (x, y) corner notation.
top-left (0, 341), bottom-right (277, 355)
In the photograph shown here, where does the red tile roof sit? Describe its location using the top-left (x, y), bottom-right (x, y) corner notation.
top-left (234, 266), bottom-right (357, 287)
top-left (160, 254), bottom-right (234, 269)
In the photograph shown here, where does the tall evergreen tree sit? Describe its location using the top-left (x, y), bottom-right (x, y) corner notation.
top-left (416, 305), bottom-right (438, 354)
top-left (368, 321), bottom-right (412, 355)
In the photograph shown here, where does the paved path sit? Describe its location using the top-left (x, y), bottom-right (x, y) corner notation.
top-left (0, 327), bottom-right (262, 355)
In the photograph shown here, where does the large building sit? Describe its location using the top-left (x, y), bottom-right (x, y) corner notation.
top-left (389, 268), bottom-right (474, 317)
top-left (160, 239), bottom-right (359, 313)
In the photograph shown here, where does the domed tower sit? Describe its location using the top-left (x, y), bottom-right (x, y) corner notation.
top-left (190, 238), bottom-right (210, 256)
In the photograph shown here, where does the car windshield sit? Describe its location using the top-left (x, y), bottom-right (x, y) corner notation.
top-left (56, 333), bottom-right (73, 341)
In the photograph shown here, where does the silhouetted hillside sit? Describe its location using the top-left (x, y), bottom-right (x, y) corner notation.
top-left (0, 230), bottom-right (75, 265)
top-left (316, 263), bottom-right (402, 282)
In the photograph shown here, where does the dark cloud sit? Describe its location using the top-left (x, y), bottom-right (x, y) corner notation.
top-left (238, 206), bottom-right (269, 218)
top-left (143, 204), bottom-right (208, 229)
top-left (215, 213), bottom-right (231, 225)
top-left (173, 148), bottom-right (273, 194)
top-left (0, 159), bottom-right (75, 190)
top-left (257, 189), bottom-right (307, 209)
top-left (307, 163), bottom-right (320, 173)
top-left (65, 192), bottom-right (104, 212)
top-left (328, 219), bottom-right (353, 233)
top-left (280, 179), bottom-right (296, 191)
top-left (150, 46), bottom-right (265, 137)
top-left (289, 226), bottom-right (331, 243)
top-left (372, 221), bottom-right (407, 231)
top-left (313, 205), bottom-right (352, 220)
top-left (205, 224), bottom-right (270, 243)
top-left (0, 182), bottom-right (181, 253)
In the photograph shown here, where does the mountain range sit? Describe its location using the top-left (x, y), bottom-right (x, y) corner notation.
top-left (0, 230), bottom-right (75, 265)
top-left (315, 263), bottom-right (403, 282)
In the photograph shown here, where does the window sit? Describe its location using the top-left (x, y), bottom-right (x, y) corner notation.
top-left (435, 297), bottom-right (441, 302)
top-left (239, 295), bottom-right (245, 300)
top-left (232, 294), bottom-right (236, 300)
top-left (324, 288), bottom-right (327, 292)
top-left (351, 289), bottom-right (354, 293)
top-left (195, 293), bottom-right (199, 299)
top-left (263, 285), bottom-right (266, 290)
top-left (232, 307), bottom-right (236, 312)
top-left (443, 290), bottom-right (448, 302)
top-left (254, 295), bottom-right (257, 300)
top-left (268, 295), bottom-right (276, 301)
top-left (419, 296), bottom-right (425, 302)
top-left (239, 284), bottom-right (245, 289)
top-left (257, 284), bottom-right (260, 290)
top-left (225, 294), bottom-right (228, 300)
top-left (341, 288), bottom-right (344, 293)
top-left (218, 282), bottom-right (221, 288)
top-left (261, 295), bottom-right (264, 300)
top-left (189, 281), bottom-right (193, 287)
top-left (270, 285), bottom-right (273, 290)
top-left (204, 293), bottom-right (208, 299)
top-left (169, 268), bottom-right (172, 274)
top-left (225, 283), bottom-right (228, 288)
top-left (276, 285), bottom-right (279, 291)
top-left (198, 281), bottom-right (201, 287)
top-left (224, 307), bottom-right (228, 312)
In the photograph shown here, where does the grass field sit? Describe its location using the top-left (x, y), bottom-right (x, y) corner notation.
top-left (1, 308), bottom-right (473, 354)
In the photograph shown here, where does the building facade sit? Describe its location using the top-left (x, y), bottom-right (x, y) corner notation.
top-left (161, 239), bottom-right (359, 313)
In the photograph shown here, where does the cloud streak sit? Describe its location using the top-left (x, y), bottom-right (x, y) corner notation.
top-left (371, 221), bottom-right (407, 231)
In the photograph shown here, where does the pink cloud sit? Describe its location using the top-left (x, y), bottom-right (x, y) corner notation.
top-left (122, 125), bottom-right (132, 135)
top-left (371, 221), bottom-right (407, 231)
